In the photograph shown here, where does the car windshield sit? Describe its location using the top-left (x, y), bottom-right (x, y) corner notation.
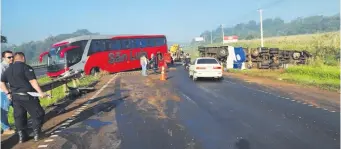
top-left (197, 58), bottom-right (218, 64)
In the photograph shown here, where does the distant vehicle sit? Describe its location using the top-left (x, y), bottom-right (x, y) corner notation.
top-left (39, 35), bottom-right (168, 77)
top-left (188, 57), bottom-right (223, 81)
top-left (169, 44), bottom-right (184, 62)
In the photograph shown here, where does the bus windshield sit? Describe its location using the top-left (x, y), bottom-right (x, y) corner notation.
top-left (49, 47), bottom-right (65, 66)
top-left (47, 46), bottom-right (67, 73)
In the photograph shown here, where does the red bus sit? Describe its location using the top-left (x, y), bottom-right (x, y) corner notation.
top-left (39, 35), bottom-right (169, 77)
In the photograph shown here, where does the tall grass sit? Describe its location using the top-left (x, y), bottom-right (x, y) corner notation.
top-left (230, 65), bottom-right (340, 91)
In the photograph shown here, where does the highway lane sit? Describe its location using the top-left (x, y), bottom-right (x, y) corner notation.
top-left (170, 68), bottom-right (339, 149)
top-left (32, 67), bottom-right (339, 149)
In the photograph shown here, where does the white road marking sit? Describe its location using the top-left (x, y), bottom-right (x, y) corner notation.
top-left (180, 92), bottom-right (197, 106)
top-left (44, 139), bottom-right (54, 142)
top-left (38, 145), bottom-right (49, 148)
top-left (66, 119), bottom-right (73, 123)
top-left (54, 130), bottom-right (62, 133)
top-left (50, 135), bottom-right (58, 138)
top-left (89, 74), bottom-right (118, 100)
top-left (61, 122), bottom-right (69, 126)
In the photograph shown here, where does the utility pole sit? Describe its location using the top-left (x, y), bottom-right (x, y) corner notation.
top-left (221, 24), bottom-right (224, 45)
top-left (210, 30), bottom-right (213, 44)
top-left (258, 9), bottom-right (264, 47)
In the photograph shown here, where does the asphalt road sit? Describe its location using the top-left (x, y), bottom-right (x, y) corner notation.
top-left (33, 66), bottom-right (340, 149)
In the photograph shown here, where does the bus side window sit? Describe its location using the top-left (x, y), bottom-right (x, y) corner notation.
top-left (131, 38), bottom-right (140, 49)
top-left (110, 39), bottom-right (121, 50)
top-left (163, 37), bottom-right (167, 45)
top-left (146, 39), bottom-right (153, 47)
top-left (154, 38), bottom-right (159, 46)
top-left (156, 38), bottom-right (162, 46)
top-left (89, 40), bottom-right (106, 55)
top-left (140, 39), bottom-right (147, 48)
top-left (121, 39), bottom-right (130, 49)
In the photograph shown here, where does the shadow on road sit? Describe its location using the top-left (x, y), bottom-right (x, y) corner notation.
top-left (55, 77), bottom-right (127, 149)
top-left (1, 80), bottom-right (100, 149)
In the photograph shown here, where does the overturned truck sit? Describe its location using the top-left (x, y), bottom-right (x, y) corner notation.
top-left (198, 46), bottom-right (229, 63)
top-left (198, 46), bottom-right (312, 69)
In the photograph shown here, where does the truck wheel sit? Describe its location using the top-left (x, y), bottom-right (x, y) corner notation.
top-left (218, 49), bottom-right (228, 57)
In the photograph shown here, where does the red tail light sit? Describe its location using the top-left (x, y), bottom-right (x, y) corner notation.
top-left (213, 66), bottom-right (222, 69)
top-left (196, 66), bottom-right (206, 69)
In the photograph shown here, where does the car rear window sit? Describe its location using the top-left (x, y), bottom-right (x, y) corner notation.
top-left (197, 59), bottom-right (218, 64)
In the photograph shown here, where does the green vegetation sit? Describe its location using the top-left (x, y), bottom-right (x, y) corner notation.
top-left (230, 65), bottom-right (340, 91)
top-left (196, 14), bottom-right (339, 43)
top-left (185, 31), bottom-right (340, 66)
top-left (7, 75), bottom-right (99, 126)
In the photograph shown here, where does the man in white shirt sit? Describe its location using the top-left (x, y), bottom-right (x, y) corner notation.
top-left (140, 54), bottom-right (148, 76)
top-left (0, 50), bottom-right (15, 135)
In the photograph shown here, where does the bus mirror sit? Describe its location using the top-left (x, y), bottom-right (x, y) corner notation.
top-left (60, 46), bottom-right (79, 58)
top-left (39, 51), bottom-right (49, 63)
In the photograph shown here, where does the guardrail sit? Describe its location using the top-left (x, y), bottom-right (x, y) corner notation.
top-left (41, 71), bottom-right (94, 99)
top-left (32, 64), bottom-right (47, 69)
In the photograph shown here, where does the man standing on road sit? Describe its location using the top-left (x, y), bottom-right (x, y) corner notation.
top-left (0, 50), bottom-right (15, 135)
top-left (0, 52), bottom-right (48, 143)
top-left (140, 54), bottom-right (148, 76)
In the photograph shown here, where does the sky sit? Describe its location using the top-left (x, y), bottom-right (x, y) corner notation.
top-left (1, 0), bottom-right (340, 45)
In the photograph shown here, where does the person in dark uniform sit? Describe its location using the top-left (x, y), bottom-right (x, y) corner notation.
top-left (0, 52), bottom-right (48, 143)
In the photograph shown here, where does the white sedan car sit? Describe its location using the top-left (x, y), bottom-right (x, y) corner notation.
top-left (189, 57), bottom-right (223, 81)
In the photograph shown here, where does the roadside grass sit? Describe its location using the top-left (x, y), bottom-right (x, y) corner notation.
top-left (7, 75), bottom-right (100, 127)
top-left (229, 65), bottom-right (340, 91)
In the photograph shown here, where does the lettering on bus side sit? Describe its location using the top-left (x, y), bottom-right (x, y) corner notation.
top-left (108, 52), bottom-right (128, 64)
top-left (130, 49), bottom-right (147, 61)
top-left (109, 49), bottom-right (147, 64)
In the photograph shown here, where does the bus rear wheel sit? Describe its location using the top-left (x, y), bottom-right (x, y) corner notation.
top-left (90, 67), bottom-right (100, 76)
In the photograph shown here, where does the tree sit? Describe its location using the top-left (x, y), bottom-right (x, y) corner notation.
top-left (196, 13), bottom-right (340, 44)
top-left (1, 35), bottom-right (7, 43)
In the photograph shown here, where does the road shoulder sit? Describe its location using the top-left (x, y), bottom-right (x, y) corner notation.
top-left (224, 72), bottom-right (340, 112)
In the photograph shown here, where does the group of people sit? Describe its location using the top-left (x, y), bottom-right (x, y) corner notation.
top-left (0, 50), bottom-right (48, 144)
top-left (140, 53), bottom-right (159, 76)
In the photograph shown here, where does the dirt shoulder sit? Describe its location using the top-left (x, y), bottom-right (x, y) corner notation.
top-left (224, 72), bottom-right (340, 112)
